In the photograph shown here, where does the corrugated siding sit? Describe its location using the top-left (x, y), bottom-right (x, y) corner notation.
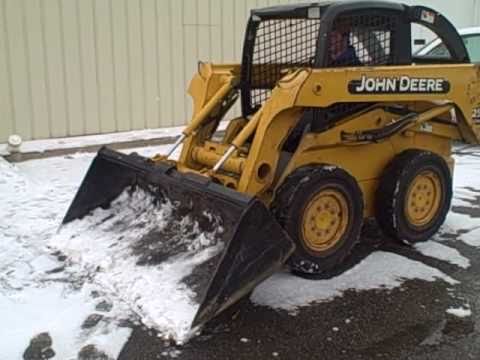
top-left (0, 0), bottom-right (296, 141)
top-left (1, 0), bottom-right (479, 141)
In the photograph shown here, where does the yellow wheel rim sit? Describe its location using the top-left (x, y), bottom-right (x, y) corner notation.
top-left (405, 170), bottom-right (442, 227)
top-left (301, 189), bottom-right (349, 253)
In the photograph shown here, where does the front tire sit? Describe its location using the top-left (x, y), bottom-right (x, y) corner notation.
top-left (375, 150), bottom-right (452, 244)
top-left (272, 165), bottom-right (364, 278)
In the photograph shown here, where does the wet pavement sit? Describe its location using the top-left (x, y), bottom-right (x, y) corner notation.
top-left (118, 221), bottom-right (480, 360)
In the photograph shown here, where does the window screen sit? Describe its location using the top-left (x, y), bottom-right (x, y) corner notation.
top-left (244, 18), bottom-right (321, 114)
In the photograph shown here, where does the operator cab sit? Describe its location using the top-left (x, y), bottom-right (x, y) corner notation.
top-left (240, 1), bottom-right (470, 118)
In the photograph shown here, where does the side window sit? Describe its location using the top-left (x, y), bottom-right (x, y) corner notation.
top-left (463, 35), bottom-right (480, 62)
top-left (427, 43), bottom-right (451, 58)
top-left (328, 14), bottom-right (397, 67)
top-left (412, 23), bottom-right (451, 59)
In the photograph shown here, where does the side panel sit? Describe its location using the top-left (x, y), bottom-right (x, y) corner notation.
top-left (296, 64), bottom-right (480, 144)
top-left (276, 108), bottom-right (454, 217)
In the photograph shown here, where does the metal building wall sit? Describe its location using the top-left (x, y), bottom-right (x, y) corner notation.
top-left (1, 0), bottom-right (479, 141)
top-left (0, 0), bottom-right (297, 141)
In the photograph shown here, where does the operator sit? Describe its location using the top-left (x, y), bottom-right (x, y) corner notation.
top-left (328, 27), bottom-right (362, 66)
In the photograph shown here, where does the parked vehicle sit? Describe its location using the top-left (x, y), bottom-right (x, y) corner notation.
top-left (416, 27), bottom-right (480, 62)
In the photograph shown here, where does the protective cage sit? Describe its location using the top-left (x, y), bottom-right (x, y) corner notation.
top-left (241, 17), bottom-right (322, 115)
top-left (240, 4), bottom-right (411, 117)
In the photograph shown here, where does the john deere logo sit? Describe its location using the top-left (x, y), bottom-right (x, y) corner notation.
top-left (349, 75), bottom-right (450, 94)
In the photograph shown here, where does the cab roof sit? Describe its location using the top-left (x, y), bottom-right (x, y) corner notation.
top-left (250, 1), bottom-right (407, 20)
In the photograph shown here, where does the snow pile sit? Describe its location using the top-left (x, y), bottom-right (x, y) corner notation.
top-left (51, 188), bottom-right (225, 343)
top-left (446, 306), bottom-right (472, 318)
top-left (414, 241), bottom-right (471, 269)
top-left (251, 251), bottom-right (457, 312)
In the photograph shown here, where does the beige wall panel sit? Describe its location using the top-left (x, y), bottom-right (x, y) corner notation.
top-left (157, 0), bottom-right (174, 127)
top-left (0, 0), bottom-right (16, 141)
top-left (111, 0), bottom-right (131, 132)
top-left (256, 0), bottom-right (270, 9)
top-left (245, 0), bottom-right (257, 18)
top-left (94, 0), bottom-right (116, 133)
top-left (43, 0), bottom-right (69, 138)
top-left (209, 0), bottom-right (222, 62)
top-left (183, 0), bottom-right (197, 120)
top-left (142, 0), bottom-right (161, 129)
top-left (62, 0), bottom-right (85, 136)
top-left (197, 0), bottom-right (211, 62)
top-left (234, 0), bottom-right (246, 61)
top-left (24, 0), bottom-right (50, 139)
top-left (8, 0), bottom-right (477, 141)
top-left (4, 0), bottom-right (33, 139)
top-left (77, 0), bottom-right (100, 135)
top-left (126, 0), bottom-right (146, 130)
top-left (184, 24), bottom-right (197, 120)
top-left (170, 0), bottom-right (185, 126)
top-left (221, 0), bottom-right (235, 62)
top-left (1, 0), bottom-right (291, 140)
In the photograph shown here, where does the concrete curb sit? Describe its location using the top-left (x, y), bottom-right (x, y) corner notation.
top-left (4, 135), bottom-right (181, 162)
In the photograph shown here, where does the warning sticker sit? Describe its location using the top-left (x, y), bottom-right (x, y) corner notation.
top-left (421, 10), bottom-right (436, 24)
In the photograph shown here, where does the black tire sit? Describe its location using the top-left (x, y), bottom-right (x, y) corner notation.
top-left (375, 150), bottom-right (452, 244)
top-left (272, 165), bottom-right (364, 278)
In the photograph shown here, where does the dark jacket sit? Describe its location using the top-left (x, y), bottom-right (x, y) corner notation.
top-left (330, 45), bottom-right (362, 67)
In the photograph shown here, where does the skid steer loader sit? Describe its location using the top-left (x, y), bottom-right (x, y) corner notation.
top-left (63, 1), bottom-right (480, 329)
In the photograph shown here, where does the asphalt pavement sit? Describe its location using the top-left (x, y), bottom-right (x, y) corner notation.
top-left (117, 213), bottom-right (480, 360)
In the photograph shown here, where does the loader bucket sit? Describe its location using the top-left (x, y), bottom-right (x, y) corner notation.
top-left (62, 147), bottom-right (294, 329)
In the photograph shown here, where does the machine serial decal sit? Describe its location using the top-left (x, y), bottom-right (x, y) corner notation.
top-left (348, 75), bottom-right (451, 94)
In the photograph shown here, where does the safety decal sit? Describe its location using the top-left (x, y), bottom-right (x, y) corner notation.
top-left (420, 10), bottom-right (436, 24)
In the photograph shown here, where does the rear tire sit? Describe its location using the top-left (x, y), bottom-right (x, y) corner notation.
top-left (375, 150), bottom-right (452, 244)
top-left (272, 165), bottom-right (364, 278)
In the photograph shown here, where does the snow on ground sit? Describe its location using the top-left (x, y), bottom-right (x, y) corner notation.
top-left (0, 144), bottom-right (175, 358)
top-left (2, 139), bottom-right (480, 355)
top-left (414, 241), bottom-right (471, 269)
top-left (251, 251), bottom-right (458, 312)
top-left (0, 127), bottom-right (184, 156)
top-left (2, 283), bottom-right (131, 359)
top-left (459, 228), bottom-right (480, 247)
top-left (0, 122), bottom-right (229, 156)
top-left (442, 151), bottom-right (480, 246)
top-left (446, 306), bottom-right (472, 318)
top-left (252, 150), bottom-right (480, 312)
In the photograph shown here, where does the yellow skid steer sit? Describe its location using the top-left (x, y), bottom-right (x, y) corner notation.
top-left (63, 1), bottom-right (480, 328)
